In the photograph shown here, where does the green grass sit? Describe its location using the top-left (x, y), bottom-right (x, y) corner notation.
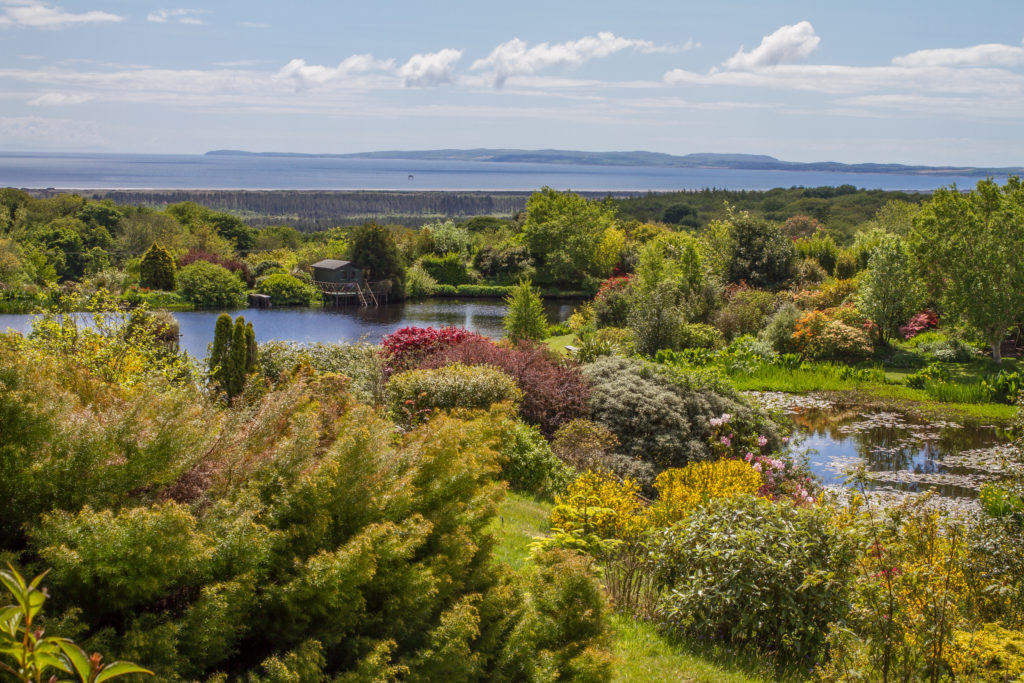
top-left (543, 333), bottom-right (576, 356)
top-left (489, 492), bottom-right (552, 569)
top-left (610, 615), bottom-right (800, 683)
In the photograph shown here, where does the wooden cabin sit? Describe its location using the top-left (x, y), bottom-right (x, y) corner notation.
top-left (311, 259), bottom-right (364, 286)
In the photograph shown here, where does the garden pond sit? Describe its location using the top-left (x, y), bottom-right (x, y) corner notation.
top-left (750, 391), bottom-right (1019, 512)
top-left (0, 297), bottom-right (575, 359)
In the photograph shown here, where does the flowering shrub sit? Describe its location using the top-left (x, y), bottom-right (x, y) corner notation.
top-left (421, 337), bottom-right (590, 435)
top-left (791, 278), bottom-right (858, 311)
top-left (380, 325), bottom-right (484, 375)
top-left (549, 470), bottom-right (649, 544)
top-left (649, 459), bottom-right (762, 526)
top-left (899, 309), bottom-right (940, 340)
top-left (744, 452), bottom-right (816, 505)
top-left (385, 362), bottom-right (522, 424)
top-left (792, 309), bottom-right (873, 360)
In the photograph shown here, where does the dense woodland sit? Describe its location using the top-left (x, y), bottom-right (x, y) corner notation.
top-left (3, 178), bottom-right (1024, 681)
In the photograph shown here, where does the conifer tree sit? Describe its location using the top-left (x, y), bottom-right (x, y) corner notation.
top-left (245, 321), bottom-right (257, 371)
top-left (139, 243), bottom-right (176, 290)
top-left (208, 312), bottom-right (232, 386)
top-left (225, 316), bottom-right (248, 399)
top-left (503, 279), bottom-right (548, 344)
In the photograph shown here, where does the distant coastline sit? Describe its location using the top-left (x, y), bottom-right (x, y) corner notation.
top-left (206, 148), bottom-right (1024, 177)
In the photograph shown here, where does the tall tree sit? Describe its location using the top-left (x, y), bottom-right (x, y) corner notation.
top-left (911, 177), bottom-right (1024, 363)
top-left (724, 210), bottom-right (795, 290)
top-left (857, 234), bottom-right (920, 345)
top-left (349, 222), bottom-right (406, 292)
top-left (521, 187), bottom-right (617, 284)
top-left (207, 313), bottom-right (232, 387)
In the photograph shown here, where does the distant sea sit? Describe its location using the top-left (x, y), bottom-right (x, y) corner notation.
top-left (0, 152), bottom-right (1007, 192)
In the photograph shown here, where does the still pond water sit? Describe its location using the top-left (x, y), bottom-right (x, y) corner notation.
top-left (0, 298), bottom-right (575, 359)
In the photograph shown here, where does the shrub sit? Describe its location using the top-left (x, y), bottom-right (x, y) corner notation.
top-left (380, 325), bottom-right (485, 375)
top-left (504, 279), bottom-right (548, 344)
top-left (422, 337), bottom-right (591, 435)
top-left (257, 340), bottom-right (385, 404)
top-left (550, 470), bottom-right (649, 544)
top-left (796, 257), bottom-right (828, 286)
top-left (651, 495), bottom-right (857, 661)
top-left (499, 420), bottom-right (573, 496)
top-left (759, 301), bottom-right (802, 354)
top-left (834, 249), bottom-right (859, 279)
top-left (257, 273), bottom-right (315, 305)
top-left (138, 242), bottom-right (175, 290)
top-left (712, 289), bottom-right (776, 340)
top-left (648, 460), bottom-right (762, 526)
top-left (628, 283), bottom-right (682, 356)
top-left (582, 356), bottom-right (779, 471)
top-left (420, 252), bottom-right (471, 286)
top-left (792, 310), bottom-right (873, 360)
top-left (386, 362), bottom-right (522, 422)
top-left (178, 249), bottom-right (253, 287)
top-left (899, 309), bottom-right (939, 340)
top-left (794, 232), bottom-right (839, 274)
top-left (677, 322), bottom-right (724, 350)
top-left (593, 277), bottom-right (633, 328)
top-left (176, 261), bottom-right (246, 309)
top-left (404, 262), bottom-right (438, 299)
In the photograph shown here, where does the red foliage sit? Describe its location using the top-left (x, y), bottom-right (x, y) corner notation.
top-left (596, 275), bottom-right (633, 299)
top-left (421, 337), bottom-right (591, 435)
top-left (899, 310), bottom-right (939, 340)
top-left (178, 250), bottom-right (254, 286)
top-left (380, 326), bottom-right (485, 375)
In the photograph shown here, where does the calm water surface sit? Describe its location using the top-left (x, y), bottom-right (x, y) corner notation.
top-left (0, 298), bottom-right (574, 359)
top-left (0, 152), bottom-right (1007, 192)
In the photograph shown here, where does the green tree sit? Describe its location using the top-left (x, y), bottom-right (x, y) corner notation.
top-left (176, 261), bottom-right (246, 309)
top-left (349, 222), bottom-right (406, 292)
top-left (225, 316), bottom-right (249, 398)
top-left (857, 234), bottom-right (921, 345)
top-left (245, 321), bottom-right (257, 372)
top-left (912, 177), bottom-right (1024, 363)
top-left (138, 242), bottom-right (176, 290)
top-left (207, 312), bottom-right (232, 387)
top-left (723, 210), bottom-right (795, 290)
top-left (521, 188), bottom-right (617, 284)
top-left (504, 279), bottom-right (548, 344)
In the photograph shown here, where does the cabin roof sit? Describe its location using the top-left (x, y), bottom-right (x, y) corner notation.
top-left (311, 259), bottom-right (355, 270)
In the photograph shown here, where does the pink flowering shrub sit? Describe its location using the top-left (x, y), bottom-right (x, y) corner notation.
top-left (706, 412), bottom-right (816, 506)
top-left (899, 310), bottom-right (939, 340)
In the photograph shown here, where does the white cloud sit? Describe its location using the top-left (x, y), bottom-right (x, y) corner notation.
top-left (275, 55), bottom-right (395, 89)
top-left (147, 8), bottom-right (210, 25)
top-left (0, 115), bottom-right (105, 147)
top-left (471, 32), bottom-right (674, 87)
top-left (399, 48), bottom-right (462, 87)
top-left (0, 1), bottom-right (123, 28)
top-left (28, 91), bottom-right (94, 105)
top-left (892, 42), bottom-right (1024, 67)
top-left (240, 21), bottom-right (268, 28)
top-left (721, 21), bottom-right (820, 70)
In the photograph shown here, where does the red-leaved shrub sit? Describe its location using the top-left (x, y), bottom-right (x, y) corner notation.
top-left (380, 326), bottom-right (485, 375)
top-left (421, 337), bottom-right (590, 435)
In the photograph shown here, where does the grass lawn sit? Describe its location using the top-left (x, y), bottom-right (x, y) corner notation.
top-left (491, 492), bottom-right (791, 682)
top-left (543, 333), bottom-right (576, 356)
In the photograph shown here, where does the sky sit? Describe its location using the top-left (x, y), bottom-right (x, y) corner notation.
top-left (1, 0), bottom-right (1023, 165)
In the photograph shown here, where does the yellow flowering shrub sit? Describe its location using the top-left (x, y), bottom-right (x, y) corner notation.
top-left (649, 459), bottom-right (762, 526)
top-left (550, 470), bottom-right (649, 542)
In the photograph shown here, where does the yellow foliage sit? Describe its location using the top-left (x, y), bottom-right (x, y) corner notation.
top-left (550, 470), bottom-right (649, 542)
top-left (950, 623), bottom-right (1024, 682)
top-left (649, 460), bottom-right (762, 526)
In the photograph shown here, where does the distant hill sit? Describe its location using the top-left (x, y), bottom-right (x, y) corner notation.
top-left (206, 148), bottom-right (1024, 176)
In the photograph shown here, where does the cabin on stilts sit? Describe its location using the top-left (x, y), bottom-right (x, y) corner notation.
top-left (311, 259), bottom-right (388, 307)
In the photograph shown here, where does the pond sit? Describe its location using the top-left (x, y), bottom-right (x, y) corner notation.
top-left (0, 297), bottom-right (576, 359)
top-left (751, 392), bottom-right (1016, 508)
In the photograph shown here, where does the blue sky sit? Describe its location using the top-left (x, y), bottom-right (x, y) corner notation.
top-left (1, 0), bottom-right (1022, 165)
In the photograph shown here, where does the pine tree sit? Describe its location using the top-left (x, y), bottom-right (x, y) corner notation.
top-left (139, 243), bottom-right (176, 291)
top-left (503, 279), bottom-right (548, 344)
top-left (208, 313), bottom-right (232, 386)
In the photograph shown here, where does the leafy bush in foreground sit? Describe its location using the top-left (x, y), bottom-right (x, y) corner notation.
top-left (651, 495), bottom-right (857, 662)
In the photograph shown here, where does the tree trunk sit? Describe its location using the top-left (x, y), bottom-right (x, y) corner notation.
top-left (991, 339), bottom-right (1003, 364)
